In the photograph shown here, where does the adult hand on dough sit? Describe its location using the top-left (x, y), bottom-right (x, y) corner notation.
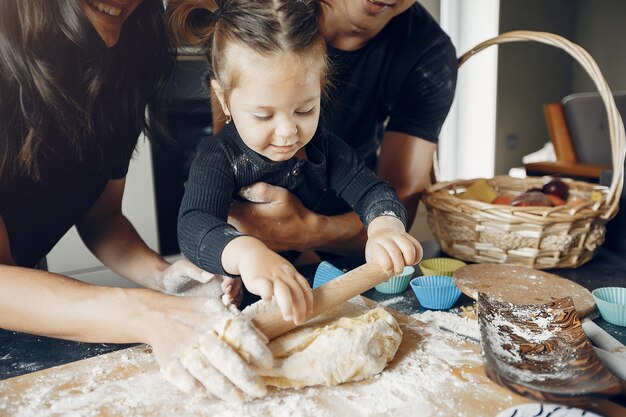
top-left (365, 216), bottom-right (423, 274)
top-left (149, 296), bottom-right (273, 402)
top-left (159, 259), bottom-right (242, 305)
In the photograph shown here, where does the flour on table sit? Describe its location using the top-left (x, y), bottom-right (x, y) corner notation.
top-left (412, 309), bottom-right (481, 342)
top-left (3, 299), bottom-right (517, 417)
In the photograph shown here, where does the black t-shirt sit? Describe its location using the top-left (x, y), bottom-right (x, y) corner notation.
top-left (178, 123), bottom-right (407, 276)
top-left (320, 3), bottom-right (458, 169)
top-left (0, 131), bottom-right (137, 267)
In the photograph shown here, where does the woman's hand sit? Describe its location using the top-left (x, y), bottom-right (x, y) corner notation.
top-left (158, 259), bottom-right (243, 305)
top-left (365, 216), bottom-right (423, 274)
top-left (147, 296), bottom-right (273, 402)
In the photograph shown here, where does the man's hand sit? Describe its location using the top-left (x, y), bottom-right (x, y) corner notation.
top-left (228, 182), bottom-right (323, 252)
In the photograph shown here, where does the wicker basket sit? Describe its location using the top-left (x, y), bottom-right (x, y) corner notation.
top-left (422, 31), bottom-right (626, 269)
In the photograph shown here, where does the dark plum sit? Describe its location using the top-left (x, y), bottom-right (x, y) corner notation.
top-left (542, 179), bottom-right (569, 200)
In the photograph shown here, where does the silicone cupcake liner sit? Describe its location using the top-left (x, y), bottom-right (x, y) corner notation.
top-left (410, 275), bottom-right (462, 310)
top-left (312, 261), bottom-right (344, 289)
top-left (419, 257), bottom-right (467, 277)
top-left (592, 287), bottom-right (626, 327)
top-left (375, 266), bottom-right (415, 294)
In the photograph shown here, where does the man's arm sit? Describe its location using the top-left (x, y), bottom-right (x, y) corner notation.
top-left (228, 133), bottom-right (435, 255)
top-left (377, 132), bottom-right (436, 230)
top-left (228, 183), bottom-right (367, 257)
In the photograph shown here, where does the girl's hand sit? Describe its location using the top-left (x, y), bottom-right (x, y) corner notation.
top-left (365, 216), bottom-right (423, 274)
top-left (237, 242), bottom-right (313, 325)
top-left (147, 296), bottom-right (273, 402)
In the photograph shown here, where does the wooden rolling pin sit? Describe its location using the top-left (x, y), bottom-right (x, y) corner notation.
top-left (252, 262), bottom-right (391, 340)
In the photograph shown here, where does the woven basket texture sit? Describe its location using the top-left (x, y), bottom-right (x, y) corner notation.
top-left (422, 31), bottom-right (625, 269)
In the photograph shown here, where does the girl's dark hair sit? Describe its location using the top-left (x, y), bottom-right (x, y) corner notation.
top-left (0, 0), bottom-right (174, 182)
top-left (167, 0), bottom-right (328, 99)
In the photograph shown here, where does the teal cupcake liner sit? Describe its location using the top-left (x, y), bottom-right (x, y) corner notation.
top-left (313, 261), bottom-right (344, 289)
top-left (410, 275), bottom-right (462, 310)
top-left (592, 287), bottom-right (626, 327)
top-left (375, 266), bottom-right (415, 294)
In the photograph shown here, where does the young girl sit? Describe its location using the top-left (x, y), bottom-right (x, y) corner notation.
top-left (169, 0), bottom-right (423, 326)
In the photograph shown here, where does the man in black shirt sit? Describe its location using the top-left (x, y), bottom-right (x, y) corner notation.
top-left (220, 1), bottom-right (457, 258)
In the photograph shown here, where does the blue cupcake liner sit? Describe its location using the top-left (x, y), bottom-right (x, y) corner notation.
top-left (313, 261), bottom-right (344, 289)
top-left (375, 266), bottom-right (415, 294)
top-left (592, 287), bottom-right (626, 327)
top-left (410, 275), bottom-right (462, 310)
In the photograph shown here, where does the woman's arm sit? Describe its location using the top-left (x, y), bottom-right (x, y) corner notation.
top-left (0, 264), bottom-right (271, 401)
top-left (75, 178), bottom-right (170, 290)
top-left (0, 213), bottom-right (271, 401)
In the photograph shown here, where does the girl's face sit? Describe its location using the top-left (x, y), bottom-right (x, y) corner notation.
top-left (79, 0), bottom-right (144, 47)
top-left (213, 45), bottom-right (322, 162)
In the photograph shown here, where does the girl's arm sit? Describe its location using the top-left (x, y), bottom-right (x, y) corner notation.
top-left (178, 139), bottom-right (313, 324)
top-left (325, 134), bottom-right (423, 273)
top-left (220, 235), bottom-right (313, 325)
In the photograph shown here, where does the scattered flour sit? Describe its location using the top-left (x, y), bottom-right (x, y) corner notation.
top-left (1, 303), bottom-right (515, 417)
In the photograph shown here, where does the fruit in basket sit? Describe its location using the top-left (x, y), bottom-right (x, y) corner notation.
top-left (568, 197), bottom-right (587, 207)
top-left (511, 191), bottom-right (553, 207)
top-left (491, 195), bottom-right (514, 205)
top-left (458, 179), bottom-right (498, 203)
top-left (542, 179), bottom-right (569, 200)
top-left (545, 194), bottom-right (566, 206)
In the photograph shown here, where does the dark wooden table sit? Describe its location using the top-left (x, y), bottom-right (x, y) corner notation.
top-left (1, 240), bottom-right (625, 381)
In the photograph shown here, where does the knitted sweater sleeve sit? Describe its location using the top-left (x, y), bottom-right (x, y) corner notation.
top-left (324, 132), bottom-right (408, 229)
top-left (177, 138), bottom-right (244, 276)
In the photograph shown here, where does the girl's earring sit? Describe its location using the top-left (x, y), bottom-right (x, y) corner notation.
top-left (225, 115), bottom-right (232, 124)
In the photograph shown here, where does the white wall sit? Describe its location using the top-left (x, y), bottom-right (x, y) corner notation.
top-left (495, 0), bottom-right (578, 175)
top-left (572, 0), bottom-right (626, 92)
top-left (439, 0), bottom-right (500, 181)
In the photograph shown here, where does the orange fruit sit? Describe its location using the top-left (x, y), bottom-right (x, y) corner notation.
top-left (546, 194), bottom-right (566, 206)
top-left (491, 195), bottom-right (514, 205)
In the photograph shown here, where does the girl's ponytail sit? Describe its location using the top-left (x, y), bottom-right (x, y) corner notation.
top-left (167, 0), bottom-right (220, 48)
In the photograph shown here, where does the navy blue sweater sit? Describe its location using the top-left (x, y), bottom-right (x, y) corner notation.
top-left (178, 123), bottom-right (407, 277)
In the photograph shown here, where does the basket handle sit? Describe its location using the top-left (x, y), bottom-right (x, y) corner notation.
top-left (441, 30), bottom-right (625, 220)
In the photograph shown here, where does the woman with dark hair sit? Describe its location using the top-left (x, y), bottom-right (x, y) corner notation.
top-left (0, 0), bottom-right (271, 400)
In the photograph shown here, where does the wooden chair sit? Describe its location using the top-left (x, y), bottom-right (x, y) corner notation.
top-left (524, 98), bottom-right (614, 181)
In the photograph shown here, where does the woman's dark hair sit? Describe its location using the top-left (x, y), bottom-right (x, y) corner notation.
top-left (0, 0), bottom-right (174, 182)
top-left (167, 0), bottom-right (328, 101)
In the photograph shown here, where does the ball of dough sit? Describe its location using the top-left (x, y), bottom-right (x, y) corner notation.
top-left (255, 307), bottom-right (402, 389)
